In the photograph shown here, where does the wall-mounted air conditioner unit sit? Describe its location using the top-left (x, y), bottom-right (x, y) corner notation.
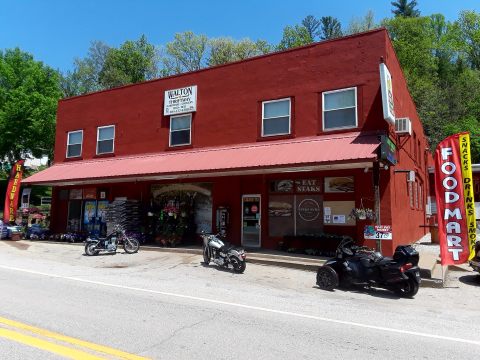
top-left (395, 117), bottom-right (412, 135)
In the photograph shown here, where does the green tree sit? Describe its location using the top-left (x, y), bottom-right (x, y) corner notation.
top-left (454, 10), bottom-right (480, 70)
top-left (319, 16), bottom-right (343, 40)
top-left (208, 38), bottom-right (271, 67)
top-left (302, 15), bottom-right (321, 40)
top-left (347, 10), bottom-right (377, 35)
top-left (162, 31), bottom-right (208, 75)
top-left (0, 48), bottom-right (61, 167)
top-left (391, 0), bottom-right (420, 18)
top-left (277, 25), bottom-right (313, 50)
top-left (99, 35), bottom-right (158, 89)
top-left (60, 41), bottom-right (110, 97)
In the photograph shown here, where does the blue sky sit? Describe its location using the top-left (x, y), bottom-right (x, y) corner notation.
top-left (1, 0), bottom-right (479, 73)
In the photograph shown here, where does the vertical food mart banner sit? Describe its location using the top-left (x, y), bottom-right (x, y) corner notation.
top-left (434, 133), bottom-right (476, 265)
top-left (3, 160), bottom-right (25, 224)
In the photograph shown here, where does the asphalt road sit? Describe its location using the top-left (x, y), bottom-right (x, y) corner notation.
top-left (0, 240), bottom-right (479, 360)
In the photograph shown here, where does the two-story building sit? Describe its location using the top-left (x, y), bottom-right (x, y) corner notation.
top-left (24, 28), bottom-right (430, 255)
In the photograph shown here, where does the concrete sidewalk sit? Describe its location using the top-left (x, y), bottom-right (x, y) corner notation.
top-left (141, 242), bottom-right (441, 286)
top-left (21, 238), bottom-right (445, 287)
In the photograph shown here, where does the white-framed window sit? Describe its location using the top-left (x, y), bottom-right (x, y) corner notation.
top-left (66, 130), bottom-right (83, 158)
top-left (322, 87), bottom-right (357, 130)
top-left (96, 125), bottom-right (115, 155)
top-left (170, 114), bottom-right (192, 147)
top-left (262, 98), bottom-right (291, 137)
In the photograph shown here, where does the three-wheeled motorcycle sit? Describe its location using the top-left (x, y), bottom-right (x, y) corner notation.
top-left (316, 237), bottom-right (421, 297)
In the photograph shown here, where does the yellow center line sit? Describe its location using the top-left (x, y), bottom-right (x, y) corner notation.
top-left (0, 316), bottom-right (151, 360)
top-left (0, 327), bottom-right (106, 360)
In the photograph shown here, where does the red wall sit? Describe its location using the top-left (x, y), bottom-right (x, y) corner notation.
top-left (54, 29), bottom-right (389, 163)
top-left (49, 29), bottom-right (431, 254)
top-left (382, 31), bottom-right (430, 251)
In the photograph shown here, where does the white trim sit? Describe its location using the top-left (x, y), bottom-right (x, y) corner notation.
top-left (322, 87), bottom-right (358, 131)
top-left (66, 130), bottom-right (83, 158)
top-left (96, 125), bottom-right (115, 155)
top-left (261, 98), bottom-right (291, 137)
top-left (169, 113), bottom-right (192, 147)
top-left (241, 194), bottom-right (261, 247)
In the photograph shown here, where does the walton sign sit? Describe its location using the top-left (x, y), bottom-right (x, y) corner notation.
top-left (164, 85), bottom-right (197, 116)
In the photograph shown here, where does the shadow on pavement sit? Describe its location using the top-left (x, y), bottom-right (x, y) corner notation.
top-left (314, 285), bottom-right (412, 300)
top-left (458, 274), bottom-right (480, 287)
top-left (200, 261), bottom-right (243, 274)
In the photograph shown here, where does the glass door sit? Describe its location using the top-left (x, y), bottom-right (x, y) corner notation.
top-left (241, 195), bottom-right (261, 247)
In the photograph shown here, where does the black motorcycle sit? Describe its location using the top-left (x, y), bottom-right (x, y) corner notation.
top-left (316, 237), bottom-right (421, 298)
top-left (84, 226), bottom-right (140, 256)
top-left (202, 233), bottom-right (246, 273)
top-left (469, 241), bottom-right (480, 273)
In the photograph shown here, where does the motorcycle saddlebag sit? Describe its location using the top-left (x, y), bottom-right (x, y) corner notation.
top-left (393, 245), bottom-right (419, 266)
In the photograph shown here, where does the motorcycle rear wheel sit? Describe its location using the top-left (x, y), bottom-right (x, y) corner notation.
top-left (230, 256), bottom-right (246, 273)
top-left (394, 276), bottom-right (419, 298)
top-left (85, 243), bottom-right (99, 256)
top-left (203, 246), bottom-right (211, 265)
top-left (316, 265), bottom-right (339, 291)
top-left (123, 237), bottom-right (139, 254)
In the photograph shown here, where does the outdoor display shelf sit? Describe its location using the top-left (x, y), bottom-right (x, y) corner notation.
top-left (104, 200), bottom-right (141, 235)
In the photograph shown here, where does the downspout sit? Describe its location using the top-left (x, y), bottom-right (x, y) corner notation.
top-left (373, 161), bottom-right (381, 252)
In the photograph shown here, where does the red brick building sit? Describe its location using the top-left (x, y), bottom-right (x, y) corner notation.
top-left (24, 29), bottom-right (430, 255)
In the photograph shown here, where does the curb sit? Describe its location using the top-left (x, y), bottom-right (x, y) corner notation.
top-left (10, 240), bottom-right (447, 283)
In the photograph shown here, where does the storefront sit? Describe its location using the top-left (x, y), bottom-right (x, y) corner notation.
top-left (23, 29), bottom-right (430, 255)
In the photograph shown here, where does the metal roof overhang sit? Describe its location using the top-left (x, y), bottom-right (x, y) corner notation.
top-left (23, 132), bottom-right (380, 187)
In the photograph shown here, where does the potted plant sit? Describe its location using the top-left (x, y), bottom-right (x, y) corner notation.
top-left (349, 208), bottom-right (375, 221)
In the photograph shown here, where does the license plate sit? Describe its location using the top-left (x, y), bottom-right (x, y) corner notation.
top-left (415, 271), bottom-right (420, 279)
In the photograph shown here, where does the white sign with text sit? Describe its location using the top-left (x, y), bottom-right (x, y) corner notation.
top-left (164, 85), bottom-right (197, 116)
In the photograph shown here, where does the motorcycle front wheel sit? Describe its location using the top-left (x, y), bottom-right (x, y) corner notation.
top-left (203, 246), bottom-right (211, 265)
top-left (123, 237), bottom-right (139, 254)
top-left (85, 243), bottom-right (99, 256)
top-left (230, 256), bottom-right (246, 273)
top-left (316, 265), bottom-right (339, 291)
top-left (394, 276), bottom-right (419, 298)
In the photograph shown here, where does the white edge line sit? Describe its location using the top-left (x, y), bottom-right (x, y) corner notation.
top-left (0, 264), bottom-right (479, 347)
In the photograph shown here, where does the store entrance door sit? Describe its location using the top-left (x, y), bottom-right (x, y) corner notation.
top-left (241, 195), bottom-right (261, 247)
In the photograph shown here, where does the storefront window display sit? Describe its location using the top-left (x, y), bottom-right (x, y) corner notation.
top-left (151, 183), bottom-right (212, 245)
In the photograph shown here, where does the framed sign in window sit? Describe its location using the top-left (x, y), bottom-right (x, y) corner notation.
top-left (324, 176), bottom-right (354, 193)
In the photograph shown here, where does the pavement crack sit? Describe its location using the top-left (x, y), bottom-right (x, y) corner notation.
top-left (151, 313), bottom-right (218, 349)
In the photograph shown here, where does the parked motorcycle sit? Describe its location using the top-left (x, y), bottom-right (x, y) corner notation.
top-left (469, 241), bottom-right (480, 273)
top-left (202, 233), bottom-right (246, 273)
top-left (84, 225), bottom-right (139, 255)
top-left (316, 237), bottom-right (421, 298)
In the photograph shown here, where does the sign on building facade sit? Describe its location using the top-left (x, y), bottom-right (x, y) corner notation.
top-left (164, 85), bottom-right (197, 116)
top-left (379, 63), bottom-right (395, 124)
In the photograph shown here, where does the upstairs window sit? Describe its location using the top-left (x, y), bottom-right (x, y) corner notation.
top-left (66, 130), bottom-right (83, 158)
top-left (97, 125), bottom-right (115, 155)
top-left (323, 87), bottom-right (357, 130)
top-left (170, 114), bottom-right (191, 147)
top-left (262, 98), bottom-right (291, 137)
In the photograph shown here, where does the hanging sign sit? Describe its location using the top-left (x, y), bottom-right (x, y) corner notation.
top-left (3, 160), bottom-right (25, 223)
top-left (380, 135), bottom-right (397, 165)
top-left (434, 132), bottom-right (476, 265)
top-left (164, 85), bottom-right (197, 116)
top-left (379, 63), bottom-right (395, 124)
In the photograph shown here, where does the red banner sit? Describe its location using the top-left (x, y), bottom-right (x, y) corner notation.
top-left (3, 160), bottom-right (25, 224)
top-left (434, 133), bottom-right (477, 265)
